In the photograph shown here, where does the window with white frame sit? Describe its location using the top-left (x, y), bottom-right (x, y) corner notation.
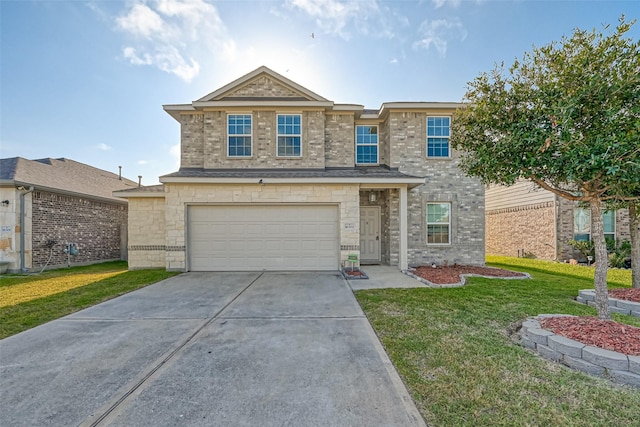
top-left (356, 125), bottom-right (378, 164)
top-left (427, 203), bottom-right (451, 244)
top-left (227, 114), bottom-right (252, 157)
top-left (427, 116), bottom-right (450, 158)
top-left (277, 114), bottom-right (302, 157)
top-left (573, 208), bottom-right (616, 242)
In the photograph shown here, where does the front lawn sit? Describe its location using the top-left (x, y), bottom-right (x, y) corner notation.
top-left (356, 256), bottom-right (640, 427)
top-left (0, 261), bottom-right (178, 338)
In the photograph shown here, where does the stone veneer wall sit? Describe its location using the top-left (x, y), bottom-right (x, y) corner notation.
top-left (31, 190), bottom-right (127, 268)
top-left (385, 111), bottom-right (485, 266)
top-left (164, 183), bottom-right (360, 271)
top-left (486, 202), bottom-right (557, 259)
top-left (127, 197), bottom-right (166, 269)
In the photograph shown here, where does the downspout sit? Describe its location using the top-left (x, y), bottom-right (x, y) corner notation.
top-left (19, 186), bottom-right (34, 272)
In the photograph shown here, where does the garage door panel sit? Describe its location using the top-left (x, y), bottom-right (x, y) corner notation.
top-left (188, 205), bottom-right (339, 271)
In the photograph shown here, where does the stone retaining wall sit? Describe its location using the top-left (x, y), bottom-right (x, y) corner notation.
top-left (575, 290), bottom-right (640, 317)
top-left (520, 315), bottom-right (640, 388)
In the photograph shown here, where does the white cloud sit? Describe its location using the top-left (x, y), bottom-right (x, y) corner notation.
top-left (97, 143), bottom-right (112, 151)
top-left (115, 0), bottom-right (235, 82)
top-left (431, 0), bottom-right (462, 8)
top-left (285, 0), bottom-right (401, 39)
top-left (413, 18), bottom-right (467, 57)
top-left (137, 159), bottom-right (148, 165)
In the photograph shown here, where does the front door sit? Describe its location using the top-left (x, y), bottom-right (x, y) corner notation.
top-left (360, 206), bottom-right (380, 263)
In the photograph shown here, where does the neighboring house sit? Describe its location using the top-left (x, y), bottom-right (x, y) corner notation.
top-left (0, 157), bottom-right (138, 272)
top-left (115, 66), bottom-right (485, 272)
top-left (485, 180), bottom-right (631, 261)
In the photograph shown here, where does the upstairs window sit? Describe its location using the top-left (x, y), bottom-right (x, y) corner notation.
top-left (227, 114), bottom-right (252, 157)
top-left (427, 203), bottom-right (451, 245)
top-left (356, 125), bottom-right (378, 164)
top-left (277, 114), bottom-right (302, 157)
top-left (427, 116), bottom-right (450, 158)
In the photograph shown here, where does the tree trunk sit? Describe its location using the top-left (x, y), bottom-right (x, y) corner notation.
top-left (630, 204), bottom-right (640, 289)
top-left (590, 200), bottom-right (610, 320)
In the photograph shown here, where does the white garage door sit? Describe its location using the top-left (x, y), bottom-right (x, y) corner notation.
top-left (188, 205), bottom-right (339, 271)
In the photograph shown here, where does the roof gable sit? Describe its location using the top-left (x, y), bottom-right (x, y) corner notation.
top-left (197, 66), bottom-right (329, 103)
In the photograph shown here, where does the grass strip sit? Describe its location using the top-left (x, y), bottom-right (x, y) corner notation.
top-left (0, 264), bottom-right (178, 338)
top-left (356, 257), bottom-right (640, 427)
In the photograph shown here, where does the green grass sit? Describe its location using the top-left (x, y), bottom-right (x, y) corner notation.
top-left (0, 262), bottom-right (178, 338)
top-left (356, 256), bottom-right (640, 427)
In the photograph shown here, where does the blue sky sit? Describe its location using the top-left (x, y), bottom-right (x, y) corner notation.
top-left (1, 0), bottom-right (638, 185)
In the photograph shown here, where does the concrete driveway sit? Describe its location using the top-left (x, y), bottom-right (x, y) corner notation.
top-left (1, 272), bottom-right (425, 427)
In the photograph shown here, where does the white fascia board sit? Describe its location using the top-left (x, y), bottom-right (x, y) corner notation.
top-left (160, 176), bottom-right (425, 188)
top-left (163, 104), bottom-right (196, 121)
top-left (192, 100), bottom-right (334, 108)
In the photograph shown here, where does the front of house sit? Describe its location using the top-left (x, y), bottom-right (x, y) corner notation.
top-left (116, 67), bottom-right (484, 271)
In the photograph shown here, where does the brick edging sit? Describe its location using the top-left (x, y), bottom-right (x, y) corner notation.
top-left (403, 269), bottom-right (531, 288)
top-left (575, 290), bottom-right (640, 317)
top-left (520, 314), bottom-right (640, 388)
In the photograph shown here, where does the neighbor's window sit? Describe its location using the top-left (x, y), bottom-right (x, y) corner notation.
top-left (573, 208), bottom-right (616, 242)
top-left (277, 114), bottom-right (302, 157)
top-left (427, 203), bottom-right (451, 244)
top-left (427, 116), bottom-right (450, 158)
top-left (356, 125), bottom-right (378, 164)
top-left (227, 114), bottom-right (252, 157)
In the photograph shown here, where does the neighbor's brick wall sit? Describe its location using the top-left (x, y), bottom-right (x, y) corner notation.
top-left (557, 197), bottom-right (632, 261)
top-left (163, 183), bottom-right (359, 271)
top-left (486, 202), bottom-right (556, 259)
top-left (385, 111), bottom-right (485, 266)
top-left (127, 197), bottom-right (166, 269)
top-left (31, 191), bottom-right (127, 268)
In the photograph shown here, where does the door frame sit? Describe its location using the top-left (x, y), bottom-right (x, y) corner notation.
top-left (360, 206), bottom-right (381, 263)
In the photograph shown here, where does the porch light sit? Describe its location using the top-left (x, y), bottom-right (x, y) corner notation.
top-left (369, 192), bottom-right (377, 202)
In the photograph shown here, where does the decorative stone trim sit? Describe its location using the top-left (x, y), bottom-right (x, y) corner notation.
top-left (129, 245), bottom-right (164, 251)
top-left (402, 269), bottom-right (531, 288)
top-left (128, 245), bottom-right (186, 252)
top-left (520, 314), bottom-right (640, 388)
top-left (576, 290), bottom-right (640, 317)
top-left (486, 201), bottom-right (555, 215)
top-left (340, 245), bottom-right (360, 251)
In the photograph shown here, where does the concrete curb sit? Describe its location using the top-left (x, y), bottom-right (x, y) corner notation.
top-left (403, 269), bottom-right (531, 288)
top-left (576, 290), bottom-right (640, 317)
top-left (520, 314), bottom-right (640, 388)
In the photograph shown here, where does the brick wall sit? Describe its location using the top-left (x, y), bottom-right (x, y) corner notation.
top-left (31, 191), bottom-right (127, 268)
top-left (486, 202), bottom-right (556, 259)
top-left (386, 111), bottom-right (486, 266)
top-left (325, 114), bottom-right (355, 167)
top-left (127, 197), bottom-right (166, 269)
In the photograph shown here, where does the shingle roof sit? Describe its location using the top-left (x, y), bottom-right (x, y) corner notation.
top-left (0, 157), bottom-right (138, 202)
top-left (161, 166), bottom-right (421, 180)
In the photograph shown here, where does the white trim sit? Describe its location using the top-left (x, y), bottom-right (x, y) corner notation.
top-left (426, 202), bottom-right (451, 245)
top-left (160, 176), bottom-right (425, 187)
top-left (227, 113), bottom-right (253, 158)
top-left (276, 113), bottom-right (303, 158)
top-left (399, 187), bottom-right (408, 270)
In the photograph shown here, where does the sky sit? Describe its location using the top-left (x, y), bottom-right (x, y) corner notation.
top-left (1, 0), bottom-right (638, 185)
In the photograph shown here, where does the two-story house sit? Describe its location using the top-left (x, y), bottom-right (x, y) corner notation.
top-left (115, 66), bottom-right (485, 271)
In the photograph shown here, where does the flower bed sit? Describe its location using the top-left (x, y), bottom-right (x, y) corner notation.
top-left (406, 265), bottom-right (529, 287)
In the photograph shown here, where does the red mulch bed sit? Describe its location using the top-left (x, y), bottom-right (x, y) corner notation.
top-left (412, 265), bottom-right (527, 285)
top-left (539, 316), bottom-right (640, 356)
top-left (608, 288), bottom-right (640, 303)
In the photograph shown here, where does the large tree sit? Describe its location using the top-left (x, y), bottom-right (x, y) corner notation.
top-left (451, 18), bottom-right (640, 319)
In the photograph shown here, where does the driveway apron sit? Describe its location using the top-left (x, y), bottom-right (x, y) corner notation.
top-left (0, 272), bottom-right (425, 427)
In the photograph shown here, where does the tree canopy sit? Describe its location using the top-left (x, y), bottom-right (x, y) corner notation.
top-left (451, 17), bottom-right (640, 319)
